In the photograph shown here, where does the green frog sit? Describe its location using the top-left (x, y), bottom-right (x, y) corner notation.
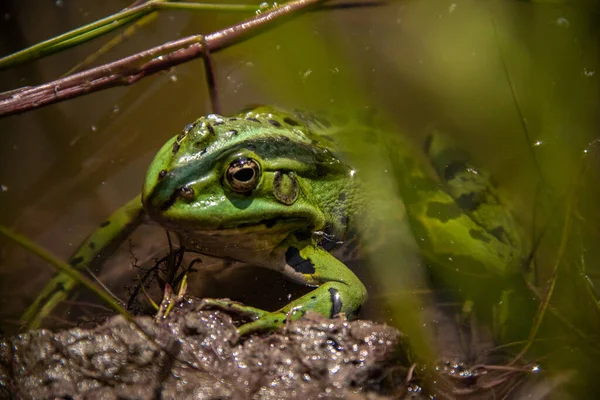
top-left (22, 106), bottom-right (528, 336)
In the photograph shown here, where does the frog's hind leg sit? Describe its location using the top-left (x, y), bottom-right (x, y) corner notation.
top-left (424, 131), bottom-right (525, 253)
top-left (21, 194), bottom-right (146, 330)
top-left (423, 131), bottom-right (535, 343)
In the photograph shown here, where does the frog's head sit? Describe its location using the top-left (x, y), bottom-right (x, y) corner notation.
top-left (142, 107), bottom-right (351, 262)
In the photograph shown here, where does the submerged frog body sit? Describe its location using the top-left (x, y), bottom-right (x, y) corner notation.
top-left (23, 107), bottom-right (527, 335)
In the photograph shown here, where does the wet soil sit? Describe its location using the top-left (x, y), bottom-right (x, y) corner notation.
top-left (0, 296), bottom-right (545, 400)
top-left (1, 297), bottom-right (414, 400)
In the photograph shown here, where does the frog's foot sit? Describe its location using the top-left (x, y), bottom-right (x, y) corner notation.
top-left (198, 298), bottom-right (287, 335)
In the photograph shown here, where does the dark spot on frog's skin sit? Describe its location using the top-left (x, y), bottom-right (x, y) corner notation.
top-left (246, 117), bottom-right (260, 123)
top-left (280, 136), bottom-right (290, 142)
top-left (247, 144), bottom-right (256, 151)
top-left (225, 129), bottom-right (238, 136)
top-left (443, 161), bottom-right (468, 181)
top-left (489, 226), bottom-right (509, 245)
top-left (338, 192), bottom-right (346, 202)
top-left (205, 123), bottom-right (215, 135)
top-left (456, 192), bottom-right (482, 212)
top-left (283, 117), bottom-right (300, 126)
top-left (340, 215), bottom-right (348, 227)
top-left (310, 296), bottom-right (317, 300)
top-left (199, 148), bottom-right (207, 155)
top-left (70, 256), bottom-right (84, 267)
top-left (469, 228), bottom-right (490, 243)
top-left (100, 220), bottom-right (110, 228)
top-left (268, 119), bottom-right (281, 127)
top-left (425, 201), bottom-right (463, 223)
top-left (172, 142), bottom-right (180, 154)
top-left (328, 287), bottom-right (342, 318)
top-left (229, 118), bottom-right (237, 121)
top-left (89, 242), bottom-right (96, 250)
top-left (158, 169), bottom-right (167, 180)
top-left (285, 247), bottom-right (316, 274)
top-left (213, 121), bottom-right (224, 126)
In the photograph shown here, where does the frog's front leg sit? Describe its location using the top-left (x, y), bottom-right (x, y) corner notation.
top-left (21, 195), bottom-right (146, 329)
top-left (202, 237), bottom-right (367, 336)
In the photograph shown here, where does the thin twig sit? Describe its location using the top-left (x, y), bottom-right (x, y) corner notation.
top-left (0, 0), bottom-right (326, 117)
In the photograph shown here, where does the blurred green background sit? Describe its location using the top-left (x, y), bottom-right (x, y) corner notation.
top-left (0, 0), bottom-right (599, 397)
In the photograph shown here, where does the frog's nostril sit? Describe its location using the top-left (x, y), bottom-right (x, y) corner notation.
top-left (179, 186), bottom-right (195, 200)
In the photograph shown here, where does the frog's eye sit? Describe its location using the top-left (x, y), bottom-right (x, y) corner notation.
top-left (225, 157), bottom-right (261, 193)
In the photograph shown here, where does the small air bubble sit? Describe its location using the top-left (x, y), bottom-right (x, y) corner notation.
top-left (584, 68), bottom-right (595, 77)
top-left (55, 0), bottom-right (64, 7)
top-left (113, 104), bottom-right (120, 114)
top-left (301, 69), bottom-right (313, 80)
top-left (0, 185), bottom-right (8, 192)
top-left (170, 74), bottom-right (178, 83)
top-left (533, 140), bottom-right (543, 146)
top-left (532, 365), bottom-right (540, 373)
top-left (91, 125), bottom-right (97, 132)
top-left (449, 3), bottom-right (457, 13)
top-left (556, 17), bottom-right (570, 28)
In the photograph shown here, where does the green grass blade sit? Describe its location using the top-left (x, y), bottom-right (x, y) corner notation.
top-left (0, 1), bottom-right (260, 71)
top-left (0, 225), bottom-right (134, 326)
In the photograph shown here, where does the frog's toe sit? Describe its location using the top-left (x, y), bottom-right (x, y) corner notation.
top-left (198, 298), bottom-right (269, 320)
top-left (236, 312), bottom-right (288, 336)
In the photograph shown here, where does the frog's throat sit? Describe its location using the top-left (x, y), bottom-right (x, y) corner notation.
top-left (173, 219), bottom-right (308, 264)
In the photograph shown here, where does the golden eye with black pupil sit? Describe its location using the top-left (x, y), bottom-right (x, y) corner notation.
top-left (226, 157), bottom-right (261, 193)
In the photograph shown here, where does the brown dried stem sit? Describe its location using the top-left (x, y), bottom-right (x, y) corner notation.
top-left (0, 0), bottom-right (326, 117)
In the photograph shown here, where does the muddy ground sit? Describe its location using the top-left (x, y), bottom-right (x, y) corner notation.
top-left (0, 297), bottom-right (541, 400)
